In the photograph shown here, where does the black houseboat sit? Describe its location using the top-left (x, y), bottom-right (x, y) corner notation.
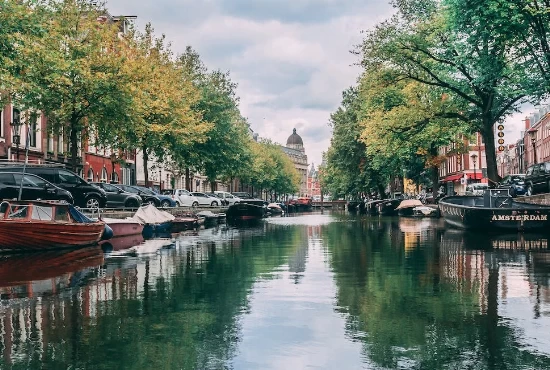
top-left (226, 199), bottom-right (266, 223)
top-left (439, 189), bottom-right (550, 231)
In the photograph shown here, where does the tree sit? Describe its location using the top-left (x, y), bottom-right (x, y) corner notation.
top-left (359, 69), bottom-right (470, 193)
top-left (360, 0), bottom-right (534, 184)
top-left (19, 0), bottom-right (133, 171)
top-left (107, 25), bottom-right (209, 186)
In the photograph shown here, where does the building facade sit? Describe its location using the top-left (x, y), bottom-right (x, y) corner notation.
top-left (438, 132), bottom-right (487, 195)
top-left (281, 128), bottom-right (309, 197)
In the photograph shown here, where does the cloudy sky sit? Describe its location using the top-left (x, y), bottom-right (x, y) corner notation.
top-left (105, 0), bottom-right (395, 167)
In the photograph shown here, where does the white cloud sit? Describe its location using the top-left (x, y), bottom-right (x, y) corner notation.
top-left (105, 0), bottom-right (395, 166)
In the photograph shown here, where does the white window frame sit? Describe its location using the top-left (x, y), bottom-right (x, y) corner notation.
top-left (0, 107), bottom-right (4, 139)
top-left (87, 168), bottom-right (94, 182)
top-left (101, 167), bottom-right (108, 182)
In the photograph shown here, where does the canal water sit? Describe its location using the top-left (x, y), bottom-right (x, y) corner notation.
top-left (0, 212), bottom-right (550, 369)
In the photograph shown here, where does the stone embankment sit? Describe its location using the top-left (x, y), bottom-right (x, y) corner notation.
top-left (87, 206), bottom-right (228, 219)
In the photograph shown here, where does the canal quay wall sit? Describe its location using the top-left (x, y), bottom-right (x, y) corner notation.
top-left (516, 194), bottom-right (550, 205)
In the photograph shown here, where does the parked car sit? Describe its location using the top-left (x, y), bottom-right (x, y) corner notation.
top-left (91, 182), bottom-right (142, 208)
top-left (116, 185), bottom-right (161, 206)
top-left (0, 166), bottom-right (107, 208)
top-left (131, 185), bottom-right (176, 208)
top-left (525, 162), bottom-right (550, 196)
top-left (214, 191), bottom-right (241, 205)
top-left (191, 192), bottom-right (220, 206)
top-left (465, 183), bottom-right (489, 196)
top-left (0, 172), bottom-right (74, 204)
top-left (162, 189), bottom-right (200, 207)
top-left (498, 174), bottom-right (527, 197)
top-left (231, 192), bottom-right (253, 199)
top-left (211, 193), bottom-right (228, 206)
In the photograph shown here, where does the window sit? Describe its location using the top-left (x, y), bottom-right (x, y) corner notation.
top-left (102, 183), bottom-right (119, 192)
top-left (29, 114), bottom-right (38, 148)
top-left (87, 168), bottom-right (94, 182)
top-left (0, 108), bottom-right (3, 138)
top-left (47, 133), bottom-right (54, 153)
top-left (0, 173), bottom-right (14, 185)
top-left (57, 131), bottom-right (64, 154)
top-left (111, 172), bottom-right (119, 183)
top-left (101, 167), bottom-right (108, 182)
top-left (31, 205), bottom-right (53, 221)
top-left (14, 174), bottom-right (47, 187)
top-left (58, 169), bottom-right (81, 184)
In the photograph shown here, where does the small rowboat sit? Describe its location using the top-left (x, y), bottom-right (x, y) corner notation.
top-left (0, 200), bottom-right (107, 250)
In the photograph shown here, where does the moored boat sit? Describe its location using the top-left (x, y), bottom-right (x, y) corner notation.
top-left (226, 201), bottom-right (266, 222)
top-left (395, 199), bottom-right (424, 216)
top-left (411, 205), bottom-right (440, 217)
top-left (102, 217), bottom-right (144, 238)
top-left (132, 204), bottom-right (175, 239)
top-left (377, 199), bottom-right (401, 216)
top-left (365, 200), bottom-right (385, 215)
top-left (439, 190), bottom-right (550, 231)
top-left (0, 200), bottom-right (107, 251)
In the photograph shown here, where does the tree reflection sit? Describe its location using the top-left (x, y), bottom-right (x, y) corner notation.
top-left (326, 220), bottom-right (550, 369)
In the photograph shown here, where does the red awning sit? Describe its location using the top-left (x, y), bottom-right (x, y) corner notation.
top-left (444, 174), bottom-right (463, 182)
top-left (469, 172), bottom-right (483, 180)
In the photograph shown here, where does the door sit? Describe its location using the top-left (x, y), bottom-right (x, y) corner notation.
top-left (177, 189), bottom-right (194, 206)
top-left (57, 169), bottom-right (84, 199)
top-left (102, 183), bottom-right (124, 207)
top-left (13, 174), bottom-right (53, 201)
top-left (0, 173), bottom-right (17, 200)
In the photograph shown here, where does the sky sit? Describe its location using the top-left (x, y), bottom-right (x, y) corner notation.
top-left (104, 0), bottom-right (539, 168)
top-left (104, 0), bottom-right (395, 168)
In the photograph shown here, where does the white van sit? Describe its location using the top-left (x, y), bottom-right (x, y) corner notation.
top-left (214, 191), bottom-right (241, 205)
top-left (465, 183), bottom-right (489, 196)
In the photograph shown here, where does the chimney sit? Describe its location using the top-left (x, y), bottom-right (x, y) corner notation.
top-left (524, 117), bottom-right (530, 130)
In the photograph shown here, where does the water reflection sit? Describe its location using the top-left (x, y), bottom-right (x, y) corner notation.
top-left (0, 215), bottom-right (548, 369)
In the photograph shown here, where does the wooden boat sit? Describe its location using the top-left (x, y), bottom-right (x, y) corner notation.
top-left (267, 203), bottom-right (284, 215)
top-left (102, 217), bottom-right (144, 238)
top-left (411, 205), bottom-right (440, 217)
top-left (171, 215), bottom-right (200, 232)
top-left (227, 200), bottom-right (266, 222)
top-left (395, 199), bottom-right (424, 216)
top-left (365, 200), bottom-right (385, 215)
top-left (0, 200), bottom-right (107, 250)
top-left (439, 190), bottom-right (550, 231)
top-left (377, 199), bottom-right (401, 216)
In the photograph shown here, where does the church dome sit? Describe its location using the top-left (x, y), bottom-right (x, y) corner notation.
top-left (286, 128), bottom-right (303, 146)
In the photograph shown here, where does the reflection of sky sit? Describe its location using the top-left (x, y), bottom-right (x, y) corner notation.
top-left (232, 236), bottom-right (369, 369)
top-left (498, 264), bottom-right (550, 357)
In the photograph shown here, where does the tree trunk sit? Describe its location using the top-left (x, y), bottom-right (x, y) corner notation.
top-left (143, 145), bottom-right (149, 187)
top-left (430, 165), bottom-right (439, 196)
top-left (210, 180), bottom-right (216, 192)
top-left (70, 121), bottom-right (79, 173)
top-left (185, 168), bottom-right (191, 191)
top-left (481, 118), bottom-right (499, 186)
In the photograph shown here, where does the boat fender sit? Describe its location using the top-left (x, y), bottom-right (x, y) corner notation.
top-left (101, 224), bottom-right (114, 241)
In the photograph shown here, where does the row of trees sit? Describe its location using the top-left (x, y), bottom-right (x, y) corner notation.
top-left (322, 0), bottom-right (550, 199)
top-left (0, 0), bottom-right (299, 195)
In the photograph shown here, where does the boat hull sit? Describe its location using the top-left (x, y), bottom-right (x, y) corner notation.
top-left (0, 221), bottom-right (105, 250)
top-left (226, 203), bottom-right (265, 222)
top-left (103, 219), bottom-right (144, 238)
top-left (439, 196), bottom-right (550, 231)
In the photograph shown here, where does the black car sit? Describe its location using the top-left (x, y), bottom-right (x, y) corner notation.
top-left (0, 172), bottom-right (74, 203)
top-left (231, 192), bottom-right (253, 199)
top-left (91, 182), bottom-right (142, 208)
top-left (116, 185), bottom-right (161, 206)
top-left (525, 162), bottom-right (550, 196)
top-left (499, 174), bottom-right (527, 197)
top-left (131, 185), bottom-right (176, 207)
top-left (0, 166), bottom-right (106, 208)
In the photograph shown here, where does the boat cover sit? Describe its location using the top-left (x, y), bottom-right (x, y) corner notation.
top-left (396, 199), bottom-right (423, 210)
top-left (69, 205), bottom-right (96, 223)
top-left (133, 204), bottom-right (175, 224)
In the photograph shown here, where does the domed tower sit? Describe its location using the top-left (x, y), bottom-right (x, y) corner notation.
top-left (286, 128), bottom-right (304, 153)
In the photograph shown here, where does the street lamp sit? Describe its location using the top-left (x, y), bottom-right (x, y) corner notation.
top-left (471, 153), bottom-right (478, 183)
top-left (528, 129), bottom-right (538, 164)
top-left (10, 108), bottom-right (21, 162)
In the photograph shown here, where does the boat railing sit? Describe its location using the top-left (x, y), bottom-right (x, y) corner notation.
top-left (483, 188), bottom-right (513, 208)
